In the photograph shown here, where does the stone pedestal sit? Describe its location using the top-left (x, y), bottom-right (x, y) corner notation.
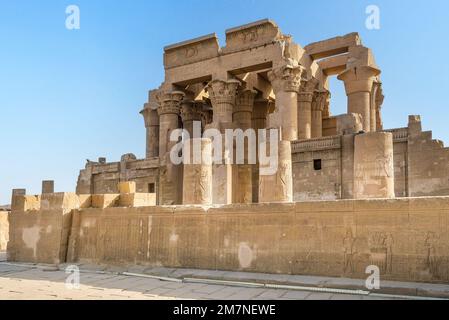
top-left (354, 132), bottom-right (395, 199)
top-left (259, 140), bottom-right (292, 203)
top-left (182, 138), bottom-right (212, 205)
top-left (338, 66), bottom-right (381, 132)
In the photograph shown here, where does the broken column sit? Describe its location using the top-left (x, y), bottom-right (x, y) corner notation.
top-left (42, 180), bottom-right (54, 194)
top-left (353, 132), bottom-right (395, 199)
top-left (338, 66), bottom-right (381, 132)
top-left (206, 79), bottom-right (240, 205)
top-left (182, 138), bottom-right (212, 205)
top-left (157, 90), bottom-right (185, 205)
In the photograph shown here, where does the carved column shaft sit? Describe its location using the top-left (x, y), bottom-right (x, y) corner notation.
top-left (182, 138), bottom-right (212, 205)
top-left (268, 63), bottom-right (303, 141)
top-left (157, 91), bottom-right (185, 205)
top-left (206, 79), bottom-right (240, 205)
top-left (141, 104), bottom-right (160, 158)
top-left (311, 90), bottom-right (328, 138)
top-left (181, 101), bottom-right (203, 138)
top-left (338, 66), bottom-right (381, 133)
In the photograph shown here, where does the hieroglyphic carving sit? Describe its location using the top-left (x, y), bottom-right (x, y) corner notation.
top-left (368, 232), bottom-right (393, 274)
top-left (343, 229), bottom-right (357, 274)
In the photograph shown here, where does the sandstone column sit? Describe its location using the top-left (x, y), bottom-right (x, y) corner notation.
top-left (267, 63), bottom-right (303, 141)
top-left (338, 66), bottom-right (381, 132)
top-left (311, 90), bottom-right (328, 138)
top-left (182, 138), bottom-right (212, 205)
top-left (140, 103), bottom-right (160, 158)
top-left (353, 132), bottom-right (395, 199)
top-left (157, 91), bottom-right (185, 205)
top-left (251, 99), bottom-right (272, 203)
top-left (297, 79), bottom-right (317, 140)
top-left (180, 100), bottom-right (203, 138)
top-left (259, 61), bottom-right (303, 203)
top-left (206, 79), bottom-right (240, 205)
top-left (233, 89), bottom-right (257, 203)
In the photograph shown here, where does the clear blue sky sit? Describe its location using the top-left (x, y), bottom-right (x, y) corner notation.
top-left (1, 0), bottom-right (449, 204)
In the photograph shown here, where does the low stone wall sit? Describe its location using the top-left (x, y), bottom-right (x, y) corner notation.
top-left (65, 197), bottom-right (449, 283)
top-left (0, 211), bottom-right (9, 251)
top-left (8, 195), bottom-right (449, 283)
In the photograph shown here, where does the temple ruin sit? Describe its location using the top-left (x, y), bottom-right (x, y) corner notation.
top-left (7, 20), bottom-right (449, 283)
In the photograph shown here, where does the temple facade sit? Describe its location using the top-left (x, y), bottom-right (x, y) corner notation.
top-left (76, 19), bottom-right (449, 204)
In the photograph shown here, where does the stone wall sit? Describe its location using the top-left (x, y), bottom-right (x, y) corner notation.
top-left (8, 195), bottom-right (449, 283)
top-left (0, 211), bottom-right (9, 251)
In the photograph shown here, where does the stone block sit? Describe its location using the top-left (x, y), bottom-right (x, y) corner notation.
top-left (78, 194), bottom-right (92, 208)
top-left (42, 180), bottom-right (54, 194)
top-left (40, 193), bottom-right (80, 211)
top-left (119, 193), bottom-right (156, 207)
top-left (91, 194), bottom-right (120, 208)
top-left (11, 195), bottom-right (41, 212)
top-left (118, 181), bottom-right (136, 194)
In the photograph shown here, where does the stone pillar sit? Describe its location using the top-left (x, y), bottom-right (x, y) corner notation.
top-left (157, 91), bottom-right (185, 205)
top-left (311, 91), bottom-right (328, 138)
top-left (354, 132), bottom-right (395, 199)
top-left (251, 99), bottom-right (271, 203)
top-left (338, 66), bottom-right (381, 132)
top-left (42, 180), bottom-right (54, 194)
top-left (140, 104), bottom-right (160, 158)
top-left (206, 79), bottom-right (240, 205)
top-left (260, 62), bottom-right (302, 203)
top-left (370, 82), bottom-right (379, 132)
top-left (182, 138), bottom-right (212, 205)
top-left (180, 100), bottom-right (203, 138)
top-left (267, 63), bottom-right (303, 141)
top-left (297, 79), bottom-right (317, 140)
top-left (233, 89), bottom-right (257, 203)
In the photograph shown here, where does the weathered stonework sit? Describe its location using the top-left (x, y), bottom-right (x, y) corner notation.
top-left (6, 20), bottom-right (449, 285)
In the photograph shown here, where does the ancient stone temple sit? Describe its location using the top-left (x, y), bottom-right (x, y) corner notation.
top-left (76, 19), bottom-right (449, 204)
top-left (8, 20), bottom-right (449, 283)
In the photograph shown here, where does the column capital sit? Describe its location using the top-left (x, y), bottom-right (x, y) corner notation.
top-left (206, 79), bottom-right (241, 105)
top-left (312, 90), bottom-right (329, 111)
top-left (252, 99), bottom-right (273, 120)
top-left (338, 66), bottom-right (381, 95)
top-left (157, 91), bottom-right (185, 116)
top-left (235, 89), bottom-right (257, 114)
top-left (140, 103), bottom-right (160, 127)
top-left (268, 62), bottom-right (305, 93)
top-left (180, 100), bottom-right (203, 123)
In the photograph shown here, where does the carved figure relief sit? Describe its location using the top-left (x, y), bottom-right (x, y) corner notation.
top-left (343, 229), bottom-right (356, 274)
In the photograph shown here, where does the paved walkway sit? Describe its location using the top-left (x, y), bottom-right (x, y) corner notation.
top-left (0, 263), bottom-right (387, 300)
top-left (0, 254), bottom-right (447, 300)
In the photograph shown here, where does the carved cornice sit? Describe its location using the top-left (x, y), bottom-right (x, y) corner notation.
top-left (157, 91), bottom-right (185, 116)
top-left (268, 63), bottom-right (304, 93)
top-left (206, 79), bottom-right (241, 106)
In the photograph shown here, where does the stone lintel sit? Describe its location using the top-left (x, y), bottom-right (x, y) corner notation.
top-left (305, 32), bottom-right (362, 60)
